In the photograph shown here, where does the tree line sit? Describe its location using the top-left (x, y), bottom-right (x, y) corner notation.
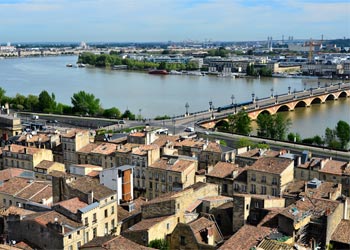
top-left (0, 87), bottom-right (136, 120)
top-left (78, 52), bottom-right (199, 71)
top-left (215, 110), bottom-right (350, 150)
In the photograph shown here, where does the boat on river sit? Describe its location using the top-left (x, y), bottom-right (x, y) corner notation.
top-left (149, 69), bottom-right (168, 75)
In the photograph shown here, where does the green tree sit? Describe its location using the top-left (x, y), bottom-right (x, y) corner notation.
top-left (287, 132), bottom-right (301, 142)
top-left (103, 107), bottom-right (121, 119)
top-left (256, 113), bottom-right (273, 137)
top-left (71, 91), bottom-right (101, 115)
top-left (335, 120), bottom-right (350, 149)
top-left (273, 113), bottom-right (291, 140)
top-left (237, 138), bottom-right (254, 148)
top-left (148, 239), bottom-right (169, 250)
top-left (38, 90), bottom-right (56, 113)
top-left (24, 94), bottom-right (39, 111)
top-left (121, 109), bottom-right (136, 120)
top-left (324, 127), bottom-right (337, 146)
top-left (228, 110), bottom-right (252, 135)
top-left (0, 87), bottom-right (6, 106)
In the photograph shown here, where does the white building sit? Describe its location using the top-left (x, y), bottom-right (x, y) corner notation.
top-left (99, 165), bottom-right (134, 204)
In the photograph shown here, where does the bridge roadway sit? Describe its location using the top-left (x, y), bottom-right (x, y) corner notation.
top-left (179, 81), bottom-right (350, 128)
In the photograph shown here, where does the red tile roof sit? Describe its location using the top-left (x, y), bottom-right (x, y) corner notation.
top-left (319, 159), bottom-right (348, 176)
top-left (331, 219), bottom-right (350, 244)
top-left (206, 162), bottom-right (240, 178)
top-left (218, 225), bottom-right (271, 250)
top-left (55, 197), bottom-right (88, 214)
top-left (246, 157), bottom-right (293, 175)
top-left (35, 160), bottom-right (56, 170)
top-left (80, 235), bottom-right (156, 249)
top-left (28, 210), bottom-right (82, 234)
top-left (0, 168), bottom-right (27, 181)
top-left (149, 157), bottom-right (195, 173)
top-left (126, 216), bottom-right (171, 232)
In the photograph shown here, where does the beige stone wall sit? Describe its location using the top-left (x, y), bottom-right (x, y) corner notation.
top-left (326, 203), bottom-right (344, 245)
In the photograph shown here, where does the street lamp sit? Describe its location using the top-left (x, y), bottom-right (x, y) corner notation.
top-left (172, 115), bottom-right (175, 135)
top-left (275, 94), bottom-right (278, 104)
top-left (310, 87), bottom-right (313, 96)
top-left (138, 108), bottom-right (142, 122)
top-left (304, 82), bottom-right (307, 91)
top-left (185, 102), bottom-right (189, 116)
top-left (209, 100), bottom-right (213, 111)
top-left (231, 94), bottom-right (235, 105)
top-left (338, 82), bottom-right (341, 90)
top-left (252, 93), bottom-right (255, 103)
top-left (294, 88), bottom-right (296, 99)
top-left (288, 86), bottom-right (291, 95)
top-left (318, 81), bottom-right (321, 89)
top-left (270, 87), bottom-right (274, 98)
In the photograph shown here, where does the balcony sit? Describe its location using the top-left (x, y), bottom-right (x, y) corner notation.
top-left (92, 219), bottom-right (97, 224)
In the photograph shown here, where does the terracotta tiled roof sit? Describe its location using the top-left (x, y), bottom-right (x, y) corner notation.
top-left (257, 239), bottom-right (293, 250)
top-left (331, 219), bottom-right (350, 244)
top-left (35, 160), bottom-right (56, 170)
top-left (116, 143), bottom-right (141, 153)
top-left (246, 157), bottom-right (293, 175)
top-left (206, 162), bottom-right (240, 178)
top-left (1, 206), bottom-right (35, 217)
top-left (80, 235), bottom-right (156, 249)
top-left (237, 148), bottom-right (280, 158)
top-left (91, 142), bottom-right (116, 155)
top-left (126, 215), bottom-right (171, 232)
top-left (218, 225), bottom-right (271, 250)
top-left (204, 141), bottom-right (222, 153)
top-left (174, 138), bottom-right (205, 148)
top-left (132, 144), bottom-right (159, 156)
top-left (319, 159), bottom-right (348, 176)
top-left (87, 170), bottom-right (101, 177)
top-left (55, 197), bottom-right (88, 214)
top-left (0, 168), bottom-right (27, 181)
top-left (61, 129), bottom-right (89, 138)
top-left (297, 157), bottom-right (323, 169)
top-left (27, 210), bottom-right (82, 234)
top-left (0, 177), bottom-right (34, 195)
top-left (129, 132), bottom-right (145, 137)
top-left (3, 144), bottom-right (42, 155)
top-left (283, 180), bottom-right (341, 200)
top-left (189, 216), bottom-right (215, 232)
top-left (281, 197), bottom-right (340, 220)
top-left (152, 135), bottom-right (180, 147)
top-left (77, 143), bottom-right (99, 153)
top-left (257, 208), bottom-right (284, 228)
top-left (68, 176), bottom-right (115, 201)
top-left (117, 197), bottom-right (146, 222)
top-left (14, 241), bottom-right (36, 250)
top-left (15, 181), bottom-right (52, 203)
top-left (149, 157), bottom-right (195, 173)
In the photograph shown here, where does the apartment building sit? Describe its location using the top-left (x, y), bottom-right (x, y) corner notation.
top-left (198, 141), bottom-right (235, 171)
top-left (2, 144), bottom-right (54, 171)
top-left (146, 156), bottom-right (197, 200)
top-left (61, 129), bottom-right (90, 169)
top-left (52, 175), bottom-right (118, 244)
top-left (0, 114), bottom-right (22, 139)
top-left (131, 144), bottom-right (160, 198)
top-left (246, 157), bottom-right (294, 197)
top-left (34, 160), bottom-right (65, 180)
top-left (0, 177), bottom-right (52, 211)
top-left (206, 162), bottom-right (242, 196)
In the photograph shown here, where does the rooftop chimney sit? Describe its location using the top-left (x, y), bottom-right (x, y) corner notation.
top-left (87, 190), bottom-right (94, 204)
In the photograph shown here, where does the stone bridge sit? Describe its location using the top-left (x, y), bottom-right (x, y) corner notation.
top-left (199, 83), bottom-right (350, 129)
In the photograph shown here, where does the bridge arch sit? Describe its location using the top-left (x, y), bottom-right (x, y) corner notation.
top-left (276, 104), bottom-right (290, 113)
top-left (337, 91), bottom-right (348, 98)
top-left (310, 97), bottom-right (322, 104)
top-left (294, 100), bottom-right (307, 109)
top-left (325, 94), bottom-right (335, 101)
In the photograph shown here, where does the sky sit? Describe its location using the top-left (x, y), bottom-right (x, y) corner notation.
top-left (0, 0), bottom-right (349, 43)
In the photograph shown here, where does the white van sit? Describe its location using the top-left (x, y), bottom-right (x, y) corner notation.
top-left (32, 115), bottom-right (39, 120)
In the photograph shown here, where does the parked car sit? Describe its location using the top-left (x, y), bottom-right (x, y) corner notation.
top-left (47, 119), bottom-right (58, 123)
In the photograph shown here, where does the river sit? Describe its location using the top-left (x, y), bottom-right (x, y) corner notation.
top-left (0, 55), bottom-right (349, 138)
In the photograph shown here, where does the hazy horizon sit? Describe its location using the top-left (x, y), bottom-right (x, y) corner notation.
top-left (0, 0), bottom-right (349, 43)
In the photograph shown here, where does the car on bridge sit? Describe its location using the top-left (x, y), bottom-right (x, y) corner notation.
top-left (184, 127), bottom-right (194, 132)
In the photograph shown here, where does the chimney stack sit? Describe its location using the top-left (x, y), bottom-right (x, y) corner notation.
top-left (87, 190), bottom-right (94, 204)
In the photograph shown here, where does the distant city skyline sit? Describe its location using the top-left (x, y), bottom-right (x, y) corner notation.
top-left (0, 0), bottom-right (349, 43)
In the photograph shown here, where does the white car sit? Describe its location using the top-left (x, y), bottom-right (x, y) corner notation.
top-left (184, 127), bottom-right (194, 132)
